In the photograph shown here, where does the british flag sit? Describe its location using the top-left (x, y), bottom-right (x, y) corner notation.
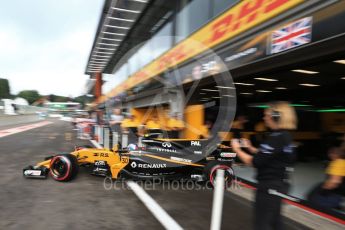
top-left (270, 17), bottom-right (312, 54)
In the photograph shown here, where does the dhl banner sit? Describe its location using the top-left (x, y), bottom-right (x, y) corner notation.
top-left (98, 0), bottom-right (304, 104)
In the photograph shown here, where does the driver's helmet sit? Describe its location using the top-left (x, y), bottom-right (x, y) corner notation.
top-left (127, 143), bottom-right (138, 151)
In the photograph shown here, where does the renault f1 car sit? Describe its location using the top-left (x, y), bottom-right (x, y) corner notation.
top-left (23, 138), bottom-right (236, 186)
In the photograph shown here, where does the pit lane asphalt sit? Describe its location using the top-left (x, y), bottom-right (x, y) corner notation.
top-left (0, 119), bottom-right (310, 230)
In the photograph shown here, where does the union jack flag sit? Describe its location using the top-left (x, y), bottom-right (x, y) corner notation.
top-left (270, 17), bottom-right (312, 54)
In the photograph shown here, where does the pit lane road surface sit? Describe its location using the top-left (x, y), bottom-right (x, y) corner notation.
top-left (0, 119), bottom-right (309, 230)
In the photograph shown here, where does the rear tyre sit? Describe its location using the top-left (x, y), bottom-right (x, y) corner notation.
top-left (49, 154), bottom-right (79, 182)
top-left (204, 161), bottom-right (234, 188)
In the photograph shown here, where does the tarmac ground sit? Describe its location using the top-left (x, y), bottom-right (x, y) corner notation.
top-left (0, 118), bottom-right (312, 229)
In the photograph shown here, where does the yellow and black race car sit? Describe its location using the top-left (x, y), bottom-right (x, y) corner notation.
top-left (23, 138), bottom-right (236, 186)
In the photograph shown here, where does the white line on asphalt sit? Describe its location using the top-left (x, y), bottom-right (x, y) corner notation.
top-left (127, 181), bottom-right (184, 230)
top-left (0, 121), bottom-right (53, 138)
top-left (89, 139), bottom-right (184, 230)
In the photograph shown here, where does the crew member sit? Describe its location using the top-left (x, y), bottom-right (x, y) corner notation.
top-left (231, 102), bottom-right (297, 230)
top-left (231, 114), bottom-right (248, 139)
top-left (146, 115), bottom-right (163, 138)
top-left (167, 114), bottom-right (185, 138)
top-left (109, 108), bottom-right (124, 135)
top-left (308, 147), bottom-right (345, 209)
top-left (121, 114), bottom-right (140, 144)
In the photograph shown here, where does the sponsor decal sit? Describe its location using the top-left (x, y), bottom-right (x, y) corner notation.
top-left (99, 0), bottom-right (303, 102)
top-left (194, 151), bottom-right (202, 155)
top-left (93, 153), bottom-right (109, 157)
top-left (24, 170), bottom-right (41, 176)
top-left (153, 147), bottom-right (177, 153)
top-left (94, 168), bottom-right (107, 172)
top-left (220, 152), bottom-right (237, 158)
top-left (170, 157), bottom-right (192, 163)
top-left (162, 142), bottom-right (172, 148)
top-left (131, 162), bottom-right (137, 168)
top-left (130, 161), bottom-right (167, 169)
top-left (191, 141), bottom-right (201, 146)
top-left (94, 160), bottom-right (106, 166)
top-left (224, 47), bottom-right (258, 62)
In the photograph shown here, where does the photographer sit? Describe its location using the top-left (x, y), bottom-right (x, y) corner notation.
top-left (231, 102), bottom-right (297, 230)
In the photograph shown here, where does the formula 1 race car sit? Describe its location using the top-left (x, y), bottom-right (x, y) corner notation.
top-left (23, 138), bottom-right (236, 186)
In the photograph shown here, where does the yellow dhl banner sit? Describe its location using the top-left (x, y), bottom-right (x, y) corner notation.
top-left (99, 0), bottom-right (304, 104)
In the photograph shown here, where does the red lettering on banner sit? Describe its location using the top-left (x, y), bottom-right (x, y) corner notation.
top-left (157, 56), bottom-right (169, 71)
top-left (172, 45), bottom-right (187, 63)
top-left (209, 14), bottom-right (233, 43)
top-left (265, 0), bottom-right (289, 13)
top-left (157, 45), bottom-right (187, 71)
top-left (236, 0), bottom-right (264, 27)
top-left (209, 0), bottom-right (293, 44)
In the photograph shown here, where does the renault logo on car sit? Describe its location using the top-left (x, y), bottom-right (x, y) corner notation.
top-left (131, 162), bottom-right (137, 168)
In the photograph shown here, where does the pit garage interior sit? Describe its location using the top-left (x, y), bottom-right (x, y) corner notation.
top-left (84, 0), bottom-right (345, 220)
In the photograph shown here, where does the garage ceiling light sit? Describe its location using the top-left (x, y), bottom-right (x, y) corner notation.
top-left (88, 69), bottom-right (103, 71)
top-left (90, 62), bottom-right (107, 65)
top-left (96, 47), bottom-right (116, 51)
top-left (290, 104), bottom-right (311, 107)
top-left (276, 87), bottom-right (287, 90)
top-left (112, 7), bottom-right (140, 14)
top-left (299, 83), bottom-right (320, 87)
top-left (94, 51), bottom-right (113, 54)
top-left (97, 43), bottom-right (119, 47)
top-left (90, 63), bottom-right (107, 66)
top-left (100, 37), bottom-right (122, 42)
top-left (212, 97), bottom-right (221, 99)
top-left (102, 31), bottom-right (125, 36)
top-left (90, 60), bottom-right (107, 63)
top-left (108, 16), bottom-right (135, 22)
top-left (215, 86), bottom-right (235, 89)
top-left (256, 90), bottom-right (272, 93)
top-left (201, 89), bottom-right (219, 92)
top-left (131, 0), bottom-right (148, 3)
top-left (105, 24), bottom-right (130, 30)
top-left (292, 69), bottom-right (319, 74)
top-left (254, 78), bottom-right (278, 82)
top-left (88, 66), bottom-right (103, 69)
top-left (92, 55), bottom-right (112, 58)
top-left (240, 93), bottom-right (253, 95)
top-left (234, 82), bottom-right (254, 86)
top-left (222, 95), bottom-right (234, 97)
top-left (91, 58), bottom-right (109, 61)
top-left (341, 77), bottom-right (345, 80)
top-left (315, 109), bottom-right (345, 112)
top-left (334, 60), bottom-right (345, 65)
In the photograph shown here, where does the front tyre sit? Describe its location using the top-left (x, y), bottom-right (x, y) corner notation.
top-left (50, 154), bottom-right (79, 182)
top-left (205, 161), bottom-right (234, 188)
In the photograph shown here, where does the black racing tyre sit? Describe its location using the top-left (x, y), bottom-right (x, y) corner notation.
top-left (204, 161), bottom-right (234, 188)
top-left (49, 154), bottom-right (79, 182)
